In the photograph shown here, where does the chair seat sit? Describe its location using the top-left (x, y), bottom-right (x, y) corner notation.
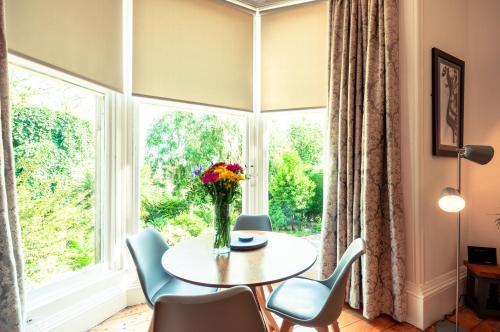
top-left (266, 277), bottom-right (330, 322)
top-left (152, 278), bottom-right (217, 304)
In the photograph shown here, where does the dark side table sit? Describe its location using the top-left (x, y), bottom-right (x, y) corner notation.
top-left (464, 261), bottom-right (500, 319)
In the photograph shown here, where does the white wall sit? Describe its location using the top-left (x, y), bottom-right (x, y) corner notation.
top-left (462, 0), bottom-right (500, 252)
top-left (421, 0), bottom-right (469, 283)
top-left (401, 0), bottom-right (500, 328)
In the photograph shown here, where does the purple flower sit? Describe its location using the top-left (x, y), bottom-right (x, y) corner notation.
top-left (191, 165), bottom-right (204, 178)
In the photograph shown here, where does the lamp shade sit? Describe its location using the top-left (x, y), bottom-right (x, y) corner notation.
top-left (438, 187), bottom-right (465, 213)
top-left (462, 145), bottom-right (494, 165)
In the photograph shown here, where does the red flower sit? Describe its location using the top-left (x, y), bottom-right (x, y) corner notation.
top-left (226, 163), bottom-right (243, 173)
top-left (202, 172), bottom-right (219, 184)
top-left (212, 162), bottom-right (226, 167)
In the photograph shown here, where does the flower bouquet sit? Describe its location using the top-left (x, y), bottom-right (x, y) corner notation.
top-left (192, 162), bottom-right (245, 255)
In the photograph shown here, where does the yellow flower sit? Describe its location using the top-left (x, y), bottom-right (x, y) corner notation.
top-left (213, 166), bottom-right (225, 173)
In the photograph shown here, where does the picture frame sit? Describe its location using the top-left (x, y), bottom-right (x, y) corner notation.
top-left (432, 47), bottom-right (465, 157)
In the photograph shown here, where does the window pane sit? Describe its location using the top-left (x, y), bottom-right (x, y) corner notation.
top-left (139, 104), bottom-right (245, 245)
top-left (266, 112), bottom-right (324, 236)
top-left (9, 65), bottom-right (101, 286)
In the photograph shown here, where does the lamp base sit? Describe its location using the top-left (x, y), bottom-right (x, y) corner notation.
top-left (435, 320), bottom-right (469, 332)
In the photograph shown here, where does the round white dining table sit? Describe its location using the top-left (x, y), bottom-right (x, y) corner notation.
top-left (161, 231), bottom-right (317, 331)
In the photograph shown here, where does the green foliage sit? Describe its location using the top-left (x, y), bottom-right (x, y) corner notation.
top-left (144, 111), bottom-right (241, 198)
top-left (288, 119), bottom-right (323, 165)
top-left (141, 194), bottom-right (190, 230)
top-left (13, 106), bottom-right (96, 285)
top-left (140, 111), bottom-right (244, 241)
top-left (269, 151), bottom-right (315, 230)
top-left (16, 141), bottom-right (95, 283)
top-left (170, 214), bottom-right (206, 237)
top-left (160, 225), bottom-right (192, 247)
top-left (12, 106), bottom-right (94, 178)
top-left (268, 201), bottom-right (288, 230)
top-left (268, 117), bottom-right (324, 233)
top-left (305, 169), bottom-right (324, 219)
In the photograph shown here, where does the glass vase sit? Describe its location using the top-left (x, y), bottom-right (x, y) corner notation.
top-left (213, 202), bottom-right (231, 255)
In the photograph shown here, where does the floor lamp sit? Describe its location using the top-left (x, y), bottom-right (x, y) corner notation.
top-left (436, 145), bottom-right (494, 332)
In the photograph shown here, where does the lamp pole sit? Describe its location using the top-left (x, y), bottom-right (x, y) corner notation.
top-left (455, 149), bottom-right (464, 332)
top-left (437, 145), bottom-right (494, 332)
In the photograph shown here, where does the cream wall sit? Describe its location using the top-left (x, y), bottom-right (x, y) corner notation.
top-left (421, 0), bottom-right (469, 283)
top-left (462, 0), bottom-right (500, 254)
top-left (401, 0), bottom-right (500, 328)
top-left (420, 0), bottom-right (500, 284)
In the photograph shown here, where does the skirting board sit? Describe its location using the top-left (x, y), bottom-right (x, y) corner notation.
top-left (127, 281), bottom-right (146, 306)
top-left (406, 267), bottom-right (467, 329)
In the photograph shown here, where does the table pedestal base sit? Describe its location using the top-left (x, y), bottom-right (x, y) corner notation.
top-left (251, 286), bottom-right (279, 332)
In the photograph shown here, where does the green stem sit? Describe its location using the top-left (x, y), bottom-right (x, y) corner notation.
top-left (214, 202), bottom-right (231, 249)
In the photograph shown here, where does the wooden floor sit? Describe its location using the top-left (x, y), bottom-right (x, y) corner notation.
top-left (89, 304), bottom-right (500, 332)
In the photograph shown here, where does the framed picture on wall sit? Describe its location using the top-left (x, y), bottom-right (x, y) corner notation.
top-left (432, 47), bottom-right (465, 157)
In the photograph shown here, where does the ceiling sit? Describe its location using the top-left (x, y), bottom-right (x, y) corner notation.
top-left (232, 0), bottom-right (309, 10)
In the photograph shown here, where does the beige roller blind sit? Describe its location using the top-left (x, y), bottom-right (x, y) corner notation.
top-left (133, 0), bottom-right (253, 111)
top-left (5, 0), bottom-right (123, 92)
top-left (261, 1), bottom-right (329, 111)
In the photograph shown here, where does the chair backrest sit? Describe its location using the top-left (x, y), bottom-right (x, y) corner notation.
top-left (151, 286), bottom-right (267, 332)
top-left (314, 238), bottom-right (366, 326)
top-left (234, 214), bottom-right (273, 231)
top-left (126, 228), bottom-right (172, 307)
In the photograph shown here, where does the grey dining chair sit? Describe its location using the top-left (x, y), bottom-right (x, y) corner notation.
top-left (234, 214), bottom-right (274, 296)
top-left (265, 238), bottom-right (366, 332)
top-left (234, 214), bottom-right (273, 232)
top-left (126, 228), bottom-right (216, 308)
top-left (149, 286), bottom-right (267, 332)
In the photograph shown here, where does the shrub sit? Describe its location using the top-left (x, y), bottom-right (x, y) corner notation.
top-left (269, 151), bottom-right (315, 230)
top-left (268, 201), bottom-right (288, 230)
top-left (170, 213), bottom-right (206, 237)
top-left (161, 224), bottom-right (191, 246)
top-left (142, 195), bottom-right (190, 230)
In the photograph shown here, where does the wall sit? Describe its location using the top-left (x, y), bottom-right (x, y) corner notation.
top-left (421, 0), bottom-right (468, 283)
top-left (401, 0), bottom-right (500, 329)
top-left (462, 0), bottom-right (500, 252)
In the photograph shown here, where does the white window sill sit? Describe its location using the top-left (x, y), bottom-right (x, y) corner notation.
top-left (26, 268), bottom-right (134, 332)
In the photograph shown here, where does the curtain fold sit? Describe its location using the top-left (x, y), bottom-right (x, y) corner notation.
top-left (0, 0), bottom-right (25, 330)
top-left (320, 0), bottom-right (406, 321)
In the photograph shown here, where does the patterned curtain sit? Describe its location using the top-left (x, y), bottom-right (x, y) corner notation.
top-left (320, 0), bottom-right (406, 321)
top-left (0, 0), bottom-right (25, 331)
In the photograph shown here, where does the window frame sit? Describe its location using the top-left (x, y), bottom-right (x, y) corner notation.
top-left (8, 54), bottom-right (116, 300)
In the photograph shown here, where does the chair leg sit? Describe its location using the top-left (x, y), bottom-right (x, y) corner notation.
top-left (280, 319), bottom-right (295, 332)
top-left (266, 284), bottom-right (274, 294)
top-left (254, 286), bottom-right (280, 332)
top-left (330, 321), bottom-right (340, 332)
top-left (148, 312), bottom-right (154, 332)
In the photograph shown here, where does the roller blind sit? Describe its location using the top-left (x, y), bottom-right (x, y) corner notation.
top-left (261, 1), bottom-right (329, 111)
top-left (133, 0), bottom-right (254, 111)
top-left (5, 0), bottom-right (123, 92)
